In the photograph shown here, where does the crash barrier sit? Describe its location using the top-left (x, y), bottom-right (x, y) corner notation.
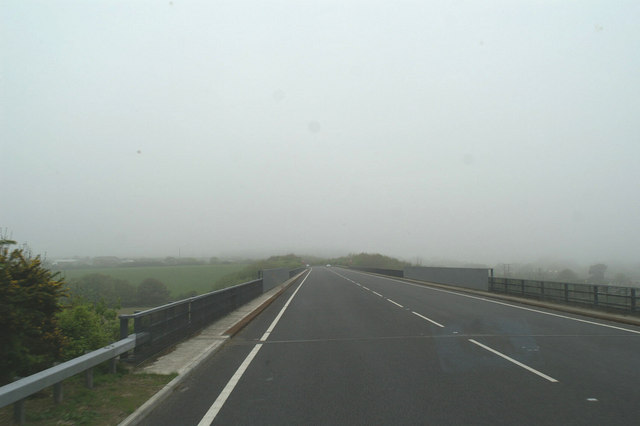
top-left (262, 268), bottom-right (290, 292)
top-left (490, 277), bottom-right (639, 313)
top-left (0, 334), bottom-right (139, 424)
top-left (289, 267), bottom-right (306, 278)
top-left (347, 266), bottom-right (491, 290)
top-left (404, 266), bottom-right (491, 291)
top-left (1, 267), bottom-right (307, 423)
top-left (348, 266), bottom-right (404, 277)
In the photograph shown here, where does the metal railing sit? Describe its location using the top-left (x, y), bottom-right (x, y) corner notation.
top-left (119, 278), bottom-right (263, 363)
top-left (0, 334), bottom-right (140, 423)
top-left (489, 277), bottom-right (638, 313)
top-left (347, 266), bottom-right (404, 277)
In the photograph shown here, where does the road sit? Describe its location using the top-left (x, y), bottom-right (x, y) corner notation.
top-left (141, 267), bottom-right (640, 425)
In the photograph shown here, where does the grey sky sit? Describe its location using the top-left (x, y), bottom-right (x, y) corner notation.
top-left (2, 1), bottom-right (639, 265)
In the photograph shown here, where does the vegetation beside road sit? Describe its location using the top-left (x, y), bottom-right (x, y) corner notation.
top-left (59, 263), bottom-right (249, 300)
top-left (2, 241), bottom-right (407, 424)
top-left (0, 366), bottom-right (174, 425)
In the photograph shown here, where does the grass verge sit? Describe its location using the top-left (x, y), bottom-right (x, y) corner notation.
top-left (0, 366), bottom-right (175, 425)
top-left (57, 264), bottom-right (249, 298)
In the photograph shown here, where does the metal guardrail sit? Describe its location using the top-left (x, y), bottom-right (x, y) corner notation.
top-left (347, 266), bottom-right (404, 277)
top-left (489, 277), bottom-right (638, 313)
top-left (119, 278), bottom-right (263, 364)
top-left (0, 334), bottom-right (140, 421)
top-left (289, 267), bottom-right (306, 278)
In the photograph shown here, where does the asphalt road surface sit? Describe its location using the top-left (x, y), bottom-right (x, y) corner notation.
top-left (141, 267), bottom-right (640, 425)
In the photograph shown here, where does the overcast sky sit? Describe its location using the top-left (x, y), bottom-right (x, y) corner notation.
top-left (2, 1), bottom-right (639, 265)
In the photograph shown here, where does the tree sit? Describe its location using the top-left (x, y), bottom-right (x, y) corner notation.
top-left (69, 273), bottom-right (136, 307)
top-left (0, 239), bottom-right (66, 385)
top-left (137, 278), bottom-right (171, 306)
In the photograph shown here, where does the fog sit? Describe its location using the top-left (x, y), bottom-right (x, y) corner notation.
top-left (2, 1), bottom-right (639, 266)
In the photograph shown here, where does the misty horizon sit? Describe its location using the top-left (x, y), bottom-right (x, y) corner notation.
top-left (3, 2), bottom-right (639, 269)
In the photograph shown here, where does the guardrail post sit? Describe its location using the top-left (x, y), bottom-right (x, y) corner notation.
top-left (14, 398), bottom-right (25, 425)
top-left (54, 381), bottom-right (63, 404)
top-left (564, 283), bottom-right (569, 302)
top-left (540, 281), bottom-right (545, 297)
top-left (521, 279), bottom-right (525, 296)
top-left (53, 362), bottom-right (63, 403)
top-left (84, 351), bottom-right (94, 389)
top-left (109, 357), bottom-right (117, 374)
top-left (631, 288), bottom-right (636, 312)
top-left (85, 368), bottom-right (93, 389)
top-left (593, 286), bottom-right (599, 306)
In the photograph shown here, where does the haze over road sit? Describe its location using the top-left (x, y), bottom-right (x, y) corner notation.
top-left (143, 267), bottom-right (640, 425)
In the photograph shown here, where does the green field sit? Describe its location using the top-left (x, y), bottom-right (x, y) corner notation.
top-left (57, 263), bottom-right (249, 298)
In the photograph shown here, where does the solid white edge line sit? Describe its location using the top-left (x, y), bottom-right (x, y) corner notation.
top-left (412, 311), bottom-right (445, 328)
top-left (261, 271), bottom-right (309, 340)
top-left (468, 339), bottom-right (559, 383)
top-left (197, 270), bottom-right (311, 425)
top-left (344, 270), bottom-right (640, 336)
top-left (197, 344), bottom-right (263, 426)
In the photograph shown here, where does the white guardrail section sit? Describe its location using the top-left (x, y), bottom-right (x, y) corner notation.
top-left (0, 333), bottom-right (139, 408)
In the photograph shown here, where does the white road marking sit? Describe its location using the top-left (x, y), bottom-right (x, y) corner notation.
top-left (197, 344), bottom-right (262, 426)
top-left (348, 272), bottom-right (640, 335)
top-left (468, 339), bottom-right (558, 383)
top-left (387, 299), bottom-right (404, 308)
top-left (412, 311), bottom-right (445, 328)
top-left (331, 268), bottom-right (447, 328)
top-left (197, 270), bottom-right (311, 425)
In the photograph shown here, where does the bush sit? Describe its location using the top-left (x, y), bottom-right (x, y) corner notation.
top-left (68, 273), bottom-right (136, 307)
top-left (56, 300), bottom-right (119, 360)
top-left (137, 278), bottom-right (171, 306)
top-left (0, 239), bottom-right (66, 385)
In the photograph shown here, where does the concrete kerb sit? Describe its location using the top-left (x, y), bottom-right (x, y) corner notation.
top-left (340, 268), bottom-right (640, 328)
top-left (118, 269), bottom-right (308, 426)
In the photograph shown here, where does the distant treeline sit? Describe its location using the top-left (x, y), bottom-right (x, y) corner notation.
top-left (327, 252), bottom-right (411, 270)
top-left (67, 274), bottom-right (173, 307)
top-left (213, 254), bottom-right (306, 290)
top-left (66, 254), bottom-right (308, 308)
top-left (49, 256), bottom-right (233, 270)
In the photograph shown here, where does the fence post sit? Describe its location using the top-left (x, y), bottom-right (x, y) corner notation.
top-left (521, 279), bottom-right (525, 296)
top-left (119, 316), bottom-right (130, 360)
top-left (564, 283), bottom-right (569, 302)
top-left (84, 350), bottom-right (94, 389)
top-left (119, 316), bottom-right (129, 340)
top-left (593, 286), bottom-right (599, 306)
top-left (540, 281), bottom-right (545, 297)
top-left (631, 288), bottom-right (636, 312)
